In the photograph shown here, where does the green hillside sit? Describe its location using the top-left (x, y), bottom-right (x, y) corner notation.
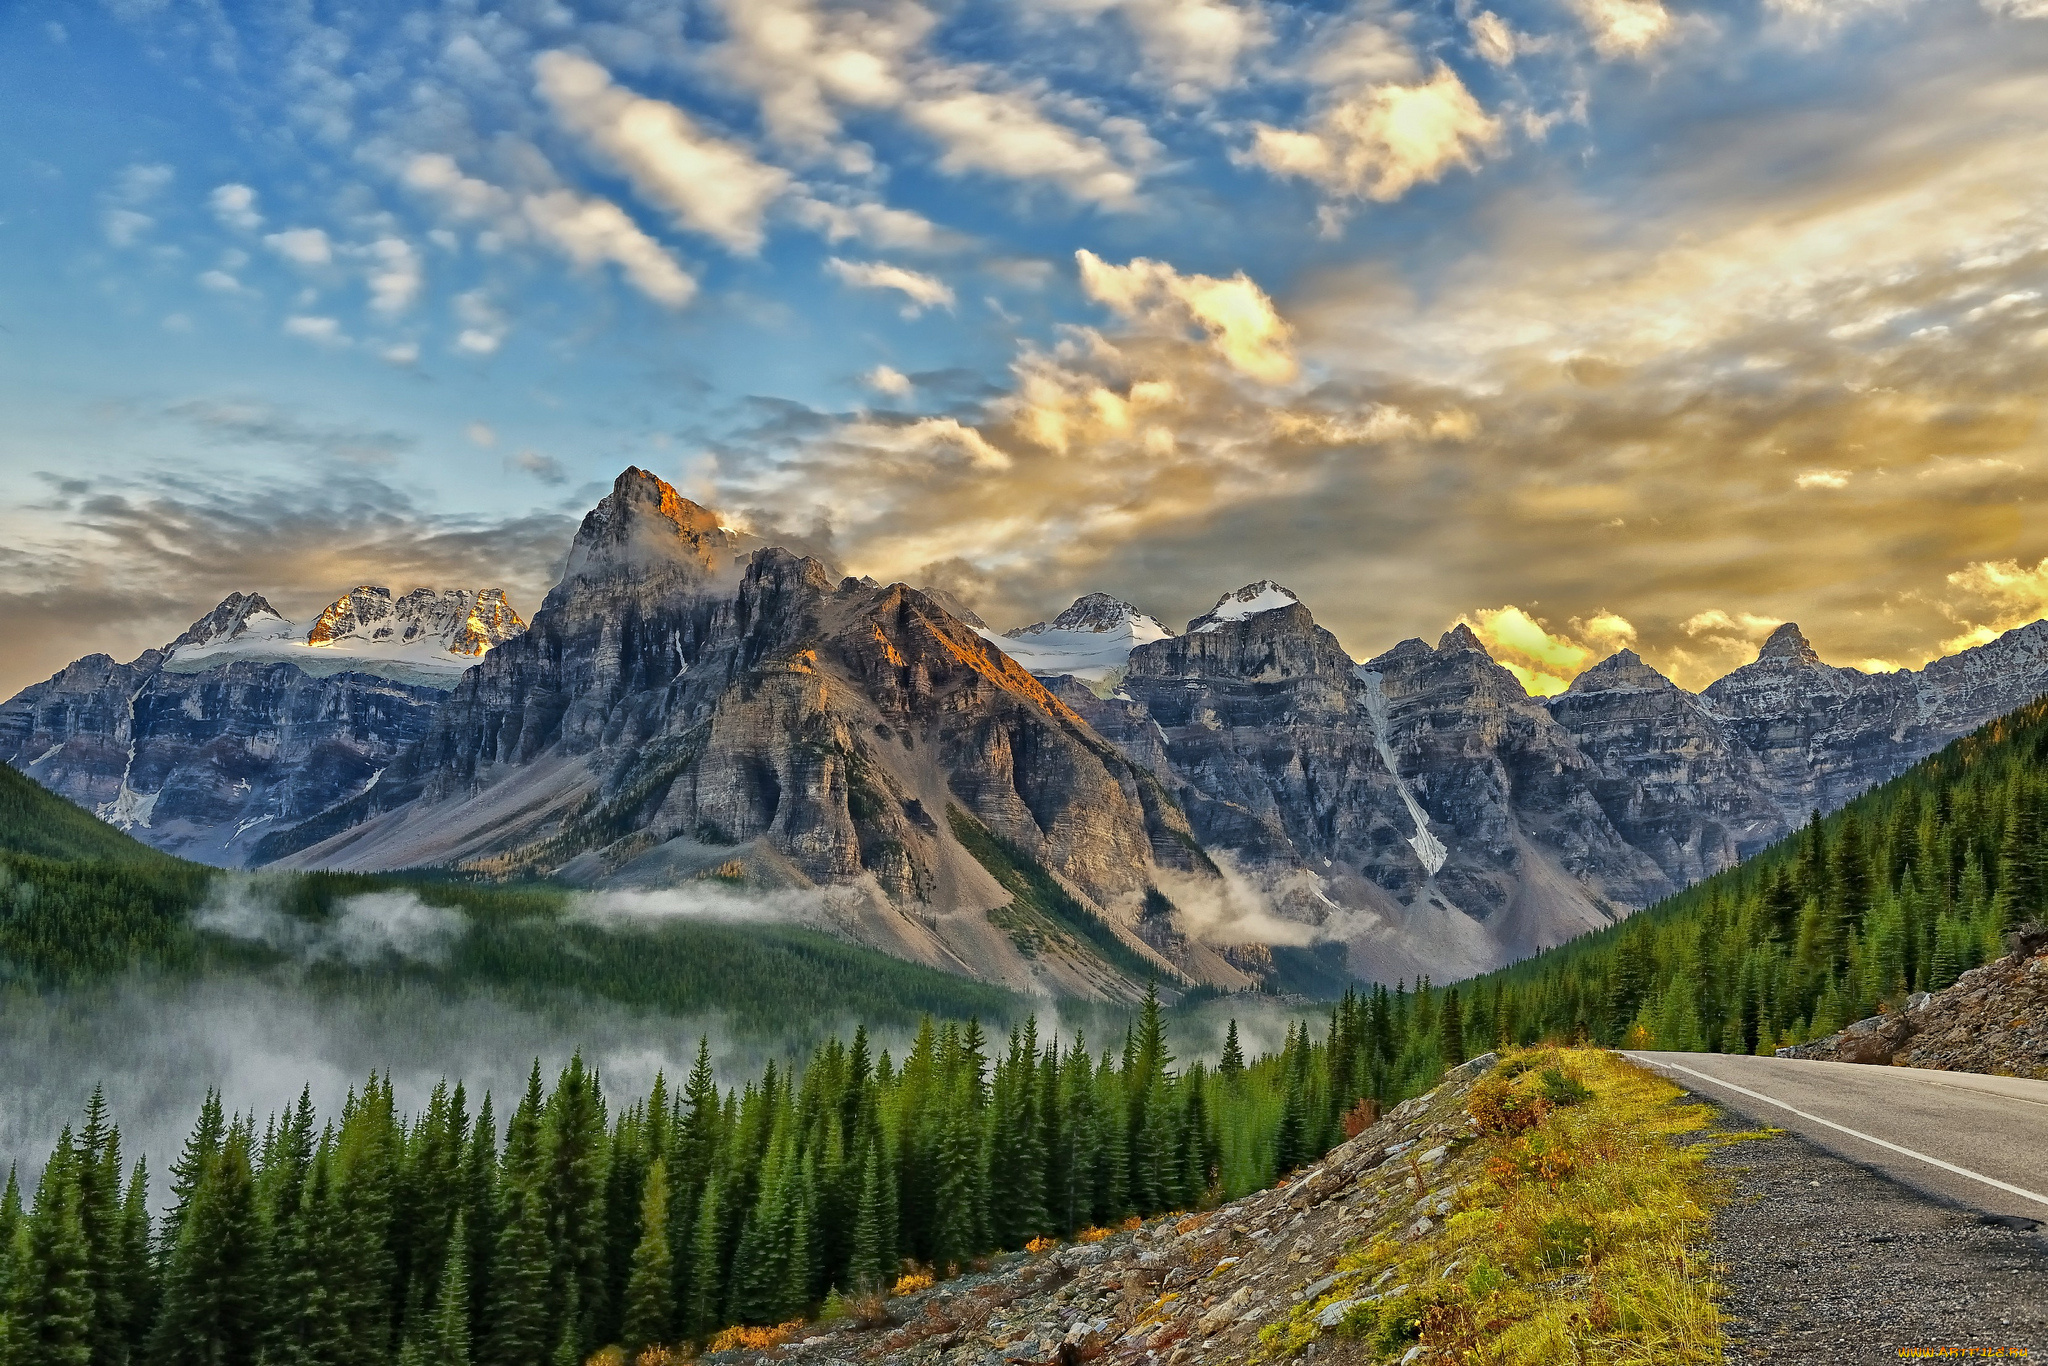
top-left (0, 761), bottom-right (182, 864)
top-left (1451, 694), bottom-right (2048, 1053)
top-left (0, 767), bottom-right (1015, 1027)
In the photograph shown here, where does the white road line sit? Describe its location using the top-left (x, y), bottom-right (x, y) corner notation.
top-left (1620, 1052), bottom-right (2048, 1213)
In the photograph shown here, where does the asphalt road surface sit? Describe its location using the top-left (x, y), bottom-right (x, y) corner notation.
top-left (1624, 1051), bottom-right (2048, 1226)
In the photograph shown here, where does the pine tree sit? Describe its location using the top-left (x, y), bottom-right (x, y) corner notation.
top-left (621, 1160), bottom-right (674, 1355)
top-left (149, 1122), bottom-right (260, 1366)
top-left (1438, 988), bottom-right (1466, 1066)
top-left (8, 1130), bottom-right (93, 1366)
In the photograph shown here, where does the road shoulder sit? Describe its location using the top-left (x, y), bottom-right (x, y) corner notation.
top-left (1693, 1109), bottom-right (2048, 1362)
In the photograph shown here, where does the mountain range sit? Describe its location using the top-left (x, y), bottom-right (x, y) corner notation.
top-left (9, 466), bottom-right (2048, 995)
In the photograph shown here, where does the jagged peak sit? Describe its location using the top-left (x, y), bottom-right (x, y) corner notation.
top-left (170, 592), bottom-right (288, 650)
top-left (1009, 592), bottom-right (1172, 640)
top-left (1563, 648), bottom-right (1677, 696)
top-left (1437, 622), bottom-right (1491, 656)
top-left (916, 585), bottom-right (987, 630)
top-left (306, 586), bottom-right (526, 653)
top-left (1756, 621), bottom-right (1820, 665)
top-left (1188, 580), bottom-right (1301, 634)
top-left (559, 466), bottom-right (736, 585)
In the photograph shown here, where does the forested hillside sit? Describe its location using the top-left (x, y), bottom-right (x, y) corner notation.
top-left (1445, 694), bottom-right (2048, 1054)
top-left (0, 764), bottom-right (1014, 1030)
top-left (0, 985), bottom-right (1435, 1361)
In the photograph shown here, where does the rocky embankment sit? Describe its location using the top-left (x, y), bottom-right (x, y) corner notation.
top-left (701, 1048), bottom-right (1722, 1366)
top-left (1778, 924), bottom-right (2048, 1078)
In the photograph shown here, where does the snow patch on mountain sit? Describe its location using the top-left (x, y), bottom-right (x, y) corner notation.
top-left (164, 587), bottom-right (526, 687)
top-left (980, 592), bottom-right (1174, 684)
top-left (1189, 580), bottom-right (1300, 633)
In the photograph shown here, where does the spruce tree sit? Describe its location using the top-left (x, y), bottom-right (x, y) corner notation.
top-left (620, 1160), bottom-right (673, 1355)
top-left (8, 1130), bottom-right (93, 1366)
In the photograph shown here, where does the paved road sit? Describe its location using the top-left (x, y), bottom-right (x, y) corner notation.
top-left (1623, 1051), bottom-right (2048, 1226)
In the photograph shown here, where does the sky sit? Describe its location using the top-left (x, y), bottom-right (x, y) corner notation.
top-left (3, 0), bottom-right (2047, 701)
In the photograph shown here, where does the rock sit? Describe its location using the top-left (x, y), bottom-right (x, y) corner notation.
top-left (1314, 1298), bottom-right (1359, 1328)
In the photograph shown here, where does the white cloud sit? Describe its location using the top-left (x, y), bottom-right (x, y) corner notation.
top-left (381, 341), bottom-right (420, 365)
top-left (265, 227), bottom-right (333, 266)
top-left (906, 85), bottom-right (1148, 210)
top-left (404, 153), bottom-right (697, 309)
top-left (534, 50), bottom-right (791, 255)
top-left (364, 237), bottom-right (421, 315)
top-left (197, 269), bottom-right (251, 295)
top-left (1795, 468), bottom-right (1851, 489)
top-left (1247, 64), bottom-right (1501, 205)
top-left (521, 189), bottom-right (699, 307)
top-left (209, 183), bottom-right (262, 232)
top-left (1569, 0), bottom-right (1676, 58)
top-left (708, 0), bottom-right (922, 158)
top-left (1042, 0), bottom-right (1267, 93)
top-left (466, 422), bottom-right (497, 448)
top-left (284, 315), bottom-right (347, 346)
top-left (864, 364), bottom-right (914, 396)
top-left (1077, 250), bottom-right (1296, 383)
top-left (1469, 11), bottom-right (1519, 65)
top-left (1682, 609), bottom-right (1785, 637)
top-left (454, 290), bottom-right (507, 355)
top-left (827, 257), bottom-right (956, 315)
top-left (113, 163), bottom-right (174, 203)
top-left (403, 154), bottom-right (515, 221)
top-left (102, 210), bottom-right (153, 248)
top-left (1983, 0), bottom-right (2048, 16)
top-left (791, 196), bottom-right (943, 251)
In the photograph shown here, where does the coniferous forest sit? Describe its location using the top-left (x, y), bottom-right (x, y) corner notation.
top-left (0, 986), bottom-right (1424, 1362)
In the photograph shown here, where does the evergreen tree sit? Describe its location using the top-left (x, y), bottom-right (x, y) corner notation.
top-left (620, 1160), bottom-right (673, 1356)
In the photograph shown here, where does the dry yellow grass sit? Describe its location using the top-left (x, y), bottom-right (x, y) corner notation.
top-left (1262, 1047), bottom-right (1742, 1364)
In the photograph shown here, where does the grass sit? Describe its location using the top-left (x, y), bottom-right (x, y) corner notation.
top-left (1260, 1047), bottom-right (1742, 1364)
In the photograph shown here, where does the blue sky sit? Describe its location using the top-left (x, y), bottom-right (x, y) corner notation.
top-left (4, 0), bottom-right (2048, 698)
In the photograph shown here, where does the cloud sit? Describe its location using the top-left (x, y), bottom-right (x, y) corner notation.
top-left (535, 50), bottom-right (791, 254)
top-left (790, 196), bottom-right (944, 252)
top-left (102, 210), bottom-right (153, 248)
top-left (1568, 0), bottom-right (1676, 58)
top-left (1077, 250), bottom-right (1295, 383)
top-left (568, 884), bottom-right (854, 929)
top-left (1463, 605), bottom-right (1591, 695)
top-left (197, 269), bottom-right (252, 295)
top-left (453, 289), bottom-right (509, 354)
top-left (197, 883), bottom-right (467, 966)
top-left (465, 422), bottom-right (497, 448)
top-left (1247, 64), bottom-right (1501, 205)
top-left (510, 451), bottom-right (568, 484)
top-left (906, 85), bottom-right (1150, 209)
top-left (363, 237), bottom-right (422, 315)
top-left (864, 364), bottom-right (914, 396)
top-left (283, 314), bottom-right (347, 346)
top-left (265, 227), bottom-right (333, 266)
top-left (404, 154), bottom-right (697, 308)
top-left (112, 163), bottom-right (174, 203)
top-left (1039, 0), bottom-right (1268, 94)
top-left (1794, 468), bottom-right (1850, 489)
top-left (209, 183), bottom-right (262, 231)
top-left (1940, 556), bottom-right (2048, 651)
top-left (826, 257), bottom-right (956, 315)
top-left (1469, 11), bottom-right (1520, 65)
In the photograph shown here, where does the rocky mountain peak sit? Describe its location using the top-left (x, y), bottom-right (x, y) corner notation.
top-left (1437, 622), bottom-right (1491, 656)
top-left (171, 592), bottom-right (286, 650)
top-left (557, 466), bottom-right (739, 588)
top-left (1756, 622), bottom-right (1821, 664)
top-left (1011, 592), bottom-right (1172, 640)
top-left (1188, 580), bottom-right (1300, 634)
top-left (1564, 648), bottom-right (1677, 696)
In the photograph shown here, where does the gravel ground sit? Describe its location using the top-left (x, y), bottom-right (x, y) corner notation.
top-left (1693, 1101), bottom-right (2048, 1363)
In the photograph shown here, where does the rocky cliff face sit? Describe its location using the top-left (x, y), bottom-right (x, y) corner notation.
top-left (0, 585), bottom-right (525, 865)
top-left (259, 470), bottom-right (1245, 1001)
